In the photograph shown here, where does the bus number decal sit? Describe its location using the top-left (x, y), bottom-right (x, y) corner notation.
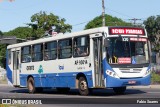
top-left (75, 60), bottom-right (88, 65)
top-left (26, 66), bottom-right (34, 70)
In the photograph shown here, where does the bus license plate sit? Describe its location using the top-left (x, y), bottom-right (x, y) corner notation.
top-left (128, 80), bottom-right (136, 84)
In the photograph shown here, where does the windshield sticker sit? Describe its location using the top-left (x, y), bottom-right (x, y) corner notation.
top-left (132, 57), bottom-right (136, 64)
top-left (118, 58), bottom-right (131, 64)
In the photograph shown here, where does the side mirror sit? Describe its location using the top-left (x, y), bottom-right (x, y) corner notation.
top-left (104, 38), bottom-right (110, 47)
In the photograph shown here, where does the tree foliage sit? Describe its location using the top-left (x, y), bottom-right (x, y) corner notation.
top-left (0, 30), bottom-right (3, 35)
top-left (0, 44), bottom-right (6, 68)
top-left (85, 14), bottom-right (132, 29)
top-left (4, 27), bottom-right (32, 39)
top-left (143, 15), bottom-right (160, 51)
top-left (28, 11), bottom-right (72, 38)
top-left (0, 31), bottom-right (5, 68)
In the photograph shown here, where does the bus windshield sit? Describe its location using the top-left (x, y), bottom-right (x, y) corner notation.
top-left (106, 37), bottom-right (150, 65)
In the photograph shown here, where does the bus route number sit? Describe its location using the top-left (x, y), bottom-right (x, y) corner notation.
top-left (122, 37), bottom-right (128, 41)
top-left (75, 60), bottom-right (88, 65)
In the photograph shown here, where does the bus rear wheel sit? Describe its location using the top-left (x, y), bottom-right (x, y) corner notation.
top-left (78, 77), bottom-right (89, 96)
top-left (113, 87), bottom-right (126, 94)
top-left (27, 77), bottom-right (35, 94)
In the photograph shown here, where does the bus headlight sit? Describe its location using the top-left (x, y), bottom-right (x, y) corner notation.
top-left (106, 70), bottom-right (119, 78)
top-left (143, 69), bottom-right (151, 77)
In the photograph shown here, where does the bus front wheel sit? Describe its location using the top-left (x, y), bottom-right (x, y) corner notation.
top-left (113, 87), bottom-right (126, 94)
top-left (27, 77), bottom-right (35, 94)
top-left (78, 77), bottom-right (89, 96)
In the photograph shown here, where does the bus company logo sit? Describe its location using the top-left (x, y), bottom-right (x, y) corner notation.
top-left (59, 65), bottom-right (64, 70)
top-left (38, 65), bottom-right (43, 74)
top-left (1, 99), bottom-right (11, 104)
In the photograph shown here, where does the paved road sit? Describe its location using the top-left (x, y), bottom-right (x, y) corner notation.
top-left (0, 84), bottom-right (159, 107)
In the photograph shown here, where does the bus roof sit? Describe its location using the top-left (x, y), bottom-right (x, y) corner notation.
top-left (7, 26), bottom-right (146, 49)
top-left (7, 27), bottom-right (107, 49)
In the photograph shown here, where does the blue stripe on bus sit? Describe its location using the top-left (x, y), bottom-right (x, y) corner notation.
top-left (6, 50), bottom-right (12, 83)
top-left (20, 71), bottom-right (93, 88)
top-left (6, 65), bottom-right (12, 83)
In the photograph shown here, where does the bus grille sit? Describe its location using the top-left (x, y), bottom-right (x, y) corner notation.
top-left (119, 68), bottom-right (142, 73)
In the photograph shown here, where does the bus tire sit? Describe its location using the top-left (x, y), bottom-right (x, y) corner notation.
top-left (27, 77), bottom-right (35, 94)
top-left (78, 77), bottom-right (89, 96)
top-left (113, 87), bottom-right (126, 94)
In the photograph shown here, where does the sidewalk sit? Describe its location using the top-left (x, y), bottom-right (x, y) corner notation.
top-left (0, 84), bottom-right (10, 87)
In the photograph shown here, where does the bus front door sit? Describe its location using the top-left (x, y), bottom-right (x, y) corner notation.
top-left (12, 49), bottom-right (20, 86)
top-left (93, 37), bottom-right (104, 87)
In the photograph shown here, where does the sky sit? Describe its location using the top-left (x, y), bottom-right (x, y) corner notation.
top-left (0, 0), bottom-right (159, 32)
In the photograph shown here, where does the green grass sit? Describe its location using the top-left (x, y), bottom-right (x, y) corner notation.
top-left (151, 71), bottom-right (160, 84)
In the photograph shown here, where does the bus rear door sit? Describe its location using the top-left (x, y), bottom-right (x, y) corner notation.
top-left (11, 48), bottom-right (21, 86)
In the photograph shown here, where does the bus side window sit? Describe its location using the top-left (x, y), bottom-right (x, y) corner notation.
top-left (44, 41), bottom-right (57, 60)
top-left (58, 38), bottom-right (72, 59)
top-left (21, 46), bottom-right (31, 63)
top-left (32, 44), bottom-right (43, 62)
top-left (8, 49), bottom-right (11, 64)
top-left (73, 35), bottom-right (89, 57)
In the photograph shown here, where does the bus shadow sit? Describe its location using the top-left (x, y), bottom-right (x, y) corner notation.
top-left (10, 88), bottom-right (146, 97)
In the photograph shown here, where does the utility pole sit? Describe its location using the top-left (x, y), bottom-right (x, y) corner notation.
top-left (102, 0), bottom-right (105, 27)
top-left (129, 18), bottom-right (141, 25)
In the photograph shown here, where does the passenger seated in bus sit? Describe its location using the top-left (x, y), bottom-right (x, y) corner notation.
top-left (75, 48), bottom-right (87, 56)
top-left (44, 52), bottom-right (49, 60)
top-left (22, 55), bottom-right (31, 62)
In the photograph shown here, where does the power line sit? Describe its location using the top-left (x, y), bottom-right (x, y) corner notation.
top-left (106, 8), bottom-right (134, 19)
top-left (72, 21), bottom-right (90, 26)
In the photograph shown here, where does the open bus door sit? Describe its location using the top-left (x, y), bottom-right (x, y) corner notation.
top-left (11, 48), bottom-right (20, 86)
top-left (91, 34), bottom-right (105, 88)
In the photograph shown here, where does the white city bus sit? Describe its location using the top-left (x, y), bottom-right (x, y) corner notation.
top-left (6, 26), bottom-right (151, 95)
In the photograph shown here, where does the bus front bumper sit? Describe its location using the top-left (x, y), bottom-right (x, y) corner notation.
top-left (106, 74), bottom-right (151, 88)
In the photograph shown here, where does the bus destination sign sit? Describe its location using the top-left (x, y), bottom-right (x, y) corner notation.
top-left (109, 27), bottom-right (145, 35)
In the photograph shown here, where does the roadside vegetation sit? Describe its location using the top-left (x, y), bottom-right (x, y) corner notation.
top-left (151, 71), bottom-right (160, 84)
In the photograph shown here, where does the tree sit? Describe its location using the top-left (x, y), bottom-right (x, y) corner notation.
top-left (28, 11), bottom-right (72, 39)
top-left (0, 44), bottom-right (6, 68)
top-left (1, 27), bottom-right (32, 68)
top-left (85, 14), bottom-right (132, 29)
top-left (143, 15), bottom-right (160, 51)
top-left (0, 30), bottom-right (3, 35)
top-left (0, 31), bottom-right (5, 68)
top-left (4, 27), bottom-right (33, 39)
